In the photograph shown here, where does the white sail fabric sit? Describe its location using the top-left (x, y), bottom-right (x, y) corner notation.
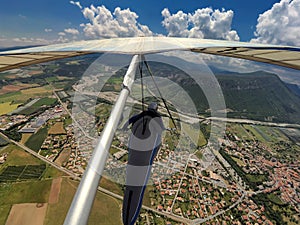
top-left (0, 37), bottom-right (300, 72)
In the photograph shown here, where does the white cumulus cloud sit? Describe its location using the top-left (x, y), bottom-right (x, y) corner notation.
top-left (161, 8), bottom-right (189, 37)
top-left (64, 28), bottom-right (80, 35)
top-left (251, 0), bottom-right (300, 46)
top-left (80, 5), bottom-right (153, 38)
top-left (161, 8), bottom-right (239, 41)
top-left (45, 28), bottom-right (52, 33)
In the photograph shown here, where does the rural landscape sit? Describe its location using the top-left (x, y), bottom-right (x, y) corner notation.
top-left (0, 54), bottom-right (299, 225)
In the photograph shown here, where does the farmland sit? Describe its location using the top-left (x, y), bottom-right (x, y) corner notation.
top-left (0, 136), bottom-right (8, 147)
top-left (0, 85), bottom-right (56, 116)
top-left (17, 97), bottom-right (57, 115)
top-left (182, 122), bottom-right (207, 147)
top-left (0, 142), bottom-right (66, 224)
top-left (5, 203), bottom-right (48, 225)
top-left (48, 122), bottom-right (66, 135)
top-left (0, 164), bottom-right (46, 182)
top-left (20, 133), bottom-right (32, 144)
top-left (25, 127), bottom-right (48, 152)
top-left (44, 178), bottom-right (123, 225)
top-left (21, 85), bottom-right (53, 95)
top-left (0, 83), bottom-right (39, 95)
top-left (0, 180), bottom-right (52, 205)
top-left (0, 102), bottom-right (20, 115)
top-left (0, 144), bottom-right (41, 167)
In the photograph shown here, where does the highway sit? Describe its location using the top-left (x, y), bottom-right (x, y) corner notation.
top-left (207, 116), bottom-right (300, 129)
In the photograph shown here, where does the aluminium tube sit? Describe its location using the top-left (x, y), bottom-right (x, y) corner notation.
top-left (64, 54), bottom-right (140, 225)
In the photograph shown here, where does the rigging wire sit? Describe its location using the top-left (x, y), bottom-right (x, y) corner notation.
top-left (139, 57), bottom-right (146, 133)
top-left (142, 56), bottom-right (178, 131)
top-left (139, 57), bottom-right (145, 112)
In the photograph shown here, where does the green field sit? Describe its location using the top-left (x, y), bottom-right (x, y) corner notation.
top-left (182, 122), bottom-right (207, 147)
top-left (0, 144), bottom-right (41, 168)
top-left (42, 165), bottom-right (67, 179)
top-left (0, 136), bottom-right (8, 147)
top-left (20, 133), bottom-right (32, 144)
top-left (0, 91), bottom-right (22, 103)
top-left (0, 164), bottom-right (46, 182)
top-left (25, 127), bottom-right (48, 152)
top-left (18, 97), bottom-right (57, 115)
top-left (195, 150), bottom-right (203, 159)
top-left (0, 205), bottom-right (10, 225)
top-left (100, 177), bottom-right (123, 196)
top-left (21, 86), bottom-right (52, 95)
top-left (227, 123), bottom-right (253, 140)
top-left (45, 76), bottom-right (60, 82)
top-left (243, 124), bottom-right (268, 142)
top-left (232, 155), bottom-right (245, 167)
top-left (0, 180), bottom-right (52, 205)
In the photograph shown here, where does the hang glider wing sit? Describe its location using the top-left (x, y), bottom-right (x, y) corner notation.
top-left (0, 37), bottom-right (300, 72)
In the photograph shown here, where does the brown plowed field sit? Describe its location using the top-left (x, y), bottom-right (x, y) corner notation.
top-left (5, 203), bottom-right (48, 225)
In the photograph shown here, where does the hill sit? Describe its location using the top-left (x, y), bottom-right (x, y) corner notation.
top-left (215, 71), bottom-right (300, 123)
top-left (286, 83), bottom-right (300, 97)
top-left (140, 62), bottom-right (300, 124)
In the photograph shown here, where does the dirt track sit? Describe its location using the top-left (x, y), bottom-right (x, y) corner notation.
top-left (48, 177), bottom-right (62, 204)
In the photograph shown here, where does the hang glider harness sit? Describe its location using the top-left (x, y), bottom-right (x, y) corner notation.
top-left (123, 56), bottom-right (179, 225)
top-left (139, 56), bottom-right (178, 134)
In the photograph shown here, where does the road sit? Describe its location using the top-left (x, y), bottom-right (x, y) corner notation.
top-left (52, 90), bottom-right (96, 141)
top-left (0, 88), bottom-right (251, 224)
top-left (98, 186), bottom-right (191, 224)
top-left (0, 132), bottom-right (77, 178)
top-left (0, 131), bottom-right (192, 224)
top-left (207, 116), bottom-right (300, 129)
top-left (191, 192), bottom-right (246, 225)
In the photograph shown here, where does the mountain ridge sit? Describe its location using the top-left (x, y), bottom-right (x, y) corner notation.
top-left (145, 62), bottom-right (300, 124)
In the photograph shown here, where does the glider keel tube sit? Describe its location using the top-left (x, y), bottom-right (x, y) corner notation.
top-left (63, 54), bottom-right (140, 225)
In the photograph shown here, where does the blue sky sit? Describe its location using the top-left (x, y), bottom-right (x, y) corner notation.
top-left (1, 0), bottom-right (299, 48)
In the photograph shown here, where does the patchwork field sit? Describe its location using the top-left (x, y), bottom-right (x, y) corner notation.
top-left (0, 144), bottom-right (64, 224)
top-left (17, 97), bottom-right (57, 115)
top-left (0, 142), bottom-right (123, 225)
top-left (0, 83), bottom-right (39, 95)
top-left (0, 85), bottom-right (55, 107)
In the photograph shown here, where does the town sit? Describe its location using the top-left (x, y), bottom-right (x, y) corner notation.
top-left (0, 61), bottom-right (299, 225)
